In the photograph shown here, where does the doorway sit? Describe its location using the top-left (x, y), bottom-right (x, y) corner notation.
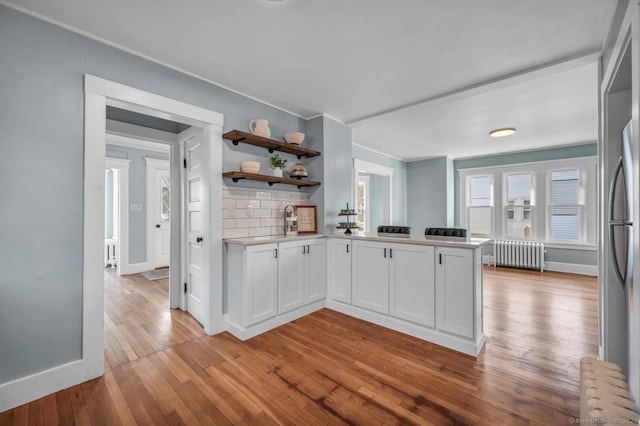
top-left (83, 75), bottom-right (224, 382)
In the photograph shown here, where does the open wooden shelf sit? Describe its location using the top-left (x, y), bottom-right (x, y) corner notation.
top-left (223, 130), bottom-right (321, 159)
top-left (223, 171), bottom-right (321, 189)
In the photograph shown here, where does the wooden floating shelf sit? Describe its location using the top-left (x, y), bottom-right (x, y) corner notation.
top-left (223, 171), bottom-right (321, 189)
top-left (223, 130), bottom-right (321, 159)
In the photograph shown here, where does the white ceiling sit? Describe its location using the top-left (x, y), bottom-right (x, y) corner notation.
top-left (4, 0), bottom-right (618, 160)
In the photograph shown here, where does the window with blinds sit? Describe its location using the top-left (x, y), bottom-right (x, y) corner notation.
top-left (548, 169), bottom-right (582, 241)
top-left (505, 172), bottom-right (533, 239)
top-left (468, 176), bottom-right (492, 237)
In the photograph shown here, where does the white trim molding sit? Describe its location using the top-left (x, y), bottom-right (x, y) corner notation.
top-left (105, 157), bottom-right (131, 276)
top-left (107, 131), bottom-right (171, 153)
top-left (544, 261), bottom-right (598, 277)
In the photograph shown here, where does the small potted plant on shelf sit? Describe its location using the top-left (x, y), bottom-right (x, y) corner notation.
top-left (268, 153), bottom-right (287, 177)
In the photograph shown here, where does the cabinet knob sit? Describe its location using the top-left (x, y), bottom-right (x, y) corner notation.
top-left (196, 236), bottom-right (203, 243)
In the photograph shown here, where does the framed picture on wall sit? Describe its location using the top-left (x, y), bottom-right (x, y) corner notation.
top-left (296, 205), bottom-right (317, 234)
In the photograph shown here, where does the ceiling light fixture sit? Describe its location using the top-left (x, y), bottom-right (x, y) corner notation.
top-left (489, 127), bottom-right (516, 138)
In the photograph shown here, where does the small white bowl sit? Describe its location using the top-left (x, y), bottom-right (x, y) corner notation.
top-left (284, 131), bottom-right (305, 145)
top-left (240, 161), bottom-right (260, 174)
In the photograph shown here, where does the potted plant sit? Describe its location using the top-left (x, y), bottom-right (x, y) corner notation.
top-left (268, 153), bottom-right (287, 177)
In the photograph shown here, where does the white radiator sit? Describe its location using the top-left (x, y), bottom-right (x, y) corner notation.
top-left (104, 238), bottom-right (117, 268)
top-left (493, 240), bottom-right (544, 272)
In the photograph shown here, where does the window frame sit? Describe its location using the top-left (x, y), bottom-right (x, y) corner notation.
top-left (465, 174), bottom-right (494, 238)
top-left (502, 171), bottom-right (536, 240)
top-left (546, 167), bottom-right (587, 244)
top-left (458, 156), bottom-right (596, 248)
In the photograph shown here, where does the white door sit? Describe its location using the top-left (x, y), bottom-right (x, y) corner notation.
top-left (145, 158), bottom-right (170, 269)
top-left (278, 241), bottom-right (305, 313)
top-left (435, 247), bottom-right (474, 339)
top-left (305, 239), bottom-right (326, 303)
top-left (327, 238), bottom-right (352, 304)
top-left (352, 240), bottom-right (389, 314)
top-left (184, 133), bottom-right (205, 325)
top-left (389, 243), bottom-right (435, 327)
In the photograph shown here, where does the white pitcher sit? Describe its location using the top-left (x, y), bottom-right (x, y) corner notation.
top-left (249, 119), bottom-right (271, 138)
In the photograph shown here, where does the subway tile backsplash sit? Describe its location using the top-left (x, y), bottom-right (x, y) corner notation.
top-left (221, 185), bottom-right (308, 238)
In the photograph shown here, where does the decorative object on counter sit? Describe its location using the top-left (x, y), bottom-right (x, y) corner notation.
top-left (284, 205), bottom-right (298, 236)
top-left (339, 208), bottom-right (356, 215)
top-left (268, 153), bottom-right (288, 177)
top-left (240, 161), bottom-right (260, 174)
top-left (284, 131), bottom-right (305, 145)
top-left (249, 119), bottom-right (271, 138)
top-left (289, 163), bottom-right (308, 179)
top-left (338, 222), bottom-right (359, 228)
top-left (377, 225), bottom-right (411, 236)
top-left (295, 205), bottom-right (317, 234)
top-left (424, 227), bottom-right (467, 237)
top-left (341, 202), bottom-right (353, 234)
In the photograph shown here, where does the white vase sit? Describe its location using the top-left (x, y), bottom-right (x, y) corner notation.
top-left (273, 168), bottom-right (283, 177)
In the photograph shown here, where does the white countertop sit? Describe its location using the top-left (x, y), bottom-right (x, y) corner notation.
top-left (224, 234), bottom-right (325, 246)
top-left (328, 231), bottom-right (490, 249)
top-left (224, 232), bottom-right (489, 249)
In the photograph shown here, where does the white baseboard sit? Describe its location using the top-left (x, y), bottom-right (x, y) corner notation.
top-left (0, 359), bottom-right (98, 413)
top-left (544, 261), bottom-right (598, 276)
top-left (118, 261), bottom-right (151, 275)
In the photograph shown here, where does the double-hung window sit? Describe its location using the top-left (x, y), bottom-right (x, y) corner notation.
top-left (548, 169), bottom-right (583, 242)
top-left (504, 172), bottom-right (534, 239)
top-left (467, 176), bottom-right (493, 237)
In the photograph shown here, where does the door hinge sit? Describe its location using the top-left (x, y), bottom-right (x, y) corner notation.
top-left (184, 282), bottom-right (187, 293)
top-left (183, 158), bottom-right (187, 169)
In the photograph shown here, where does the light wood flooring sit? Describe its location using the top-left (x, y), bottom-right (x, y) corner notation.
top-left (1, 266), bottom-right (598, 425)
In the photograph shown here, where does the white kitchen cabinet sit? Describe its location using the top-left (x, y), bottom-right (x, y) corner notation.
top-left (327, 238), bottom-right (352, 304)
top-left (352, 240), bottom-right (390, 314)
top-left (435, 246), bottom-right (474, 339)
top-left (278, 239), bottom-right (326, 314)
top-left (389, 243), bottom-right (435, 327)
top-left (227, 242), bottom-right (278, 327)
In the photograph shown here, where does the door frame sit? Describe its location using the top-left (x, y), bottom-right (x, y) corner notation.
top-left (105, 156), bottom-right (131, 275)
top-left (145, 158), bottom-right (171, 269)
top-left (84, 75), bottom-right (224, 380)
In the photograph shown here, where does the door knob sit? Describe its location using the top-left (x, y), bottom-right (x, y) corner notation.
top-left (155, 224), bottom-right (161, 228)
top-left (196, 236), bottom-right (203, 243)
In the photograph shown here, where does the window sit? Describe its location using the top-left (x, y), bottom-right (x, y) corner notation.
top-left (459, 156), bottom-right (596, 247)
top-left (468, 176), bottom-right (492, 237)
top-left (548, 169), bottom-right (582, 242)
top-left (504, 172), bottom-right (533, 239)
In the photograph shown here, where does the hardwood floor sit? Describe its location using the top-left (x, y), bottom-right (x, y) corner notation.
top-left (1, 266), bottom-right (597, 425)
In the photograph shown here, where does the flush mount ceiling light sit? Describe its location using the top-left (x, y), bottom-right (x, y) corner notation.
top-left (489, 127), bottom-right (516, 138)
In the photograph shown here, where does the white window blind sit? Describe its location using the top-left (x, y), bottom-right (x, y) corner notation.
top-left (549, 170), bottom-right (581, 241)
top-left (468, 176), bottom-right (492, 237)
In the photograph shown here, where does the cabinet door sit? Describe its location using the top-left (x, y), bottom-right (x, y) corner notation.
top-left (352, 240), bottom-right (389, 314)
top-left (435, 247), bottom-right (474, 338)
top-left (246, 244), bottom-right (278, 326)
top-left (327, 239), bottom-right (352, 304)
top-left (305, 240), bottom-right (326, 303)
top-left (278, 241), bottom-right (305, 313)
top-left (389, 243), bottom-right (435, 327)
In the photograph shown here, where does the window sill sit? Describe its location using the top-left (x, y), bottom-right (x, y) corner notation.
top-left (543, 242), bottom-right (597, 251)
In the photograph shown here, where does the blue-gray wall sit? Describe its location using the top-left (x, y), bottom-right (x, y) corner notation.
top-left (0, 5), bottom-right (310, 384)
top-left (106, 144), bottom-right (170, 264)
top-left (407, 157), bottom-right (453, 234)
top-left (352, 144), bottom-right (407, 226)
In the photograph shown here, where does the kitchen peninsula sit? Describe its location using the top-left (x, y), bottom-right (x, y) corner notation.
top-left (225, 233), bottom-right (489, 357)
